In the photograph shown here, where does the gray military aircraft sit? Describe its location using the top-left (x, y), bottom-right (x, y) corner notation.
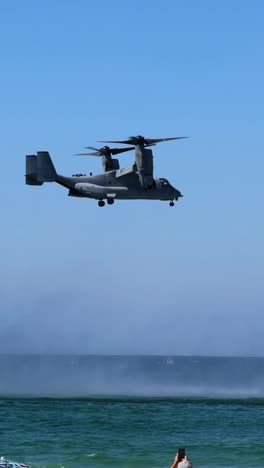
top-left (25, 135), bottom-right (185, 207)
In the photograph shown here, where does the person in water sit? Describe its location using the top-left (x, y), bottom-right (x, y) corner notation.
top-left (171, 447), bottom-right (193, 468)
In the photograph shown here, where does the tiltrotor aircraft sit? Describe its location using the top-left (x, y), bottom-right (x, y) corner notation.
top-left (25, 135), bottom-right (186, 207)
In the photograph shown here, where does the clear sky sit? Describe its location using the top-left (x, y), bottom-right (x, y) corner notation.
top-left (1, 0), bottom-right (263, 356)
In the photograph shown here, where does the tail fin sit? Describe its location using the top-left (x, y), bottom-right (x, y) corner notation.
top-left (25, 155), bottom-right (43, 185)
top-left (25, 152), bottom-right (57, 185)
top-left (36, 151), bottom-right (57, 182)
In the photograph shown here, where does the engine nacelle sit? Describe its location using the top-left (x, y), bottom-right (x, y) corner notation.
top-left (103, 156), bottom-right (120, 172)
top-left (135, 147), bottom-right (154, 188)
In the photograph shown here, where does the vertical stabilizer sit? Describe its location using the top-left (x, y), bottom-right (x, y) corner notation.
top-left (37, 151), bottom-right (57, 182)
top-left (25, 155), bottom-right (43, 185)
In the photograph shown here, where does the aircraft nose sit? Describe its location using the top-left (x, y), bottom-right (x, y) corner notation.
top-left (174, 189), bottom-right (183, 199)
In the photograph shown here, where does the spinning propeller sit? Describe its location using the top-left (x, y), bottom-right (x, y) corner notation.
top-left (76, 145), bottom-right (135, 157)
top-left (75, 145), bottom-right (135, 172)
top-left (98, 135), bottom-right (188, 146)
top-left (75, 135), bottom-right (187, 176)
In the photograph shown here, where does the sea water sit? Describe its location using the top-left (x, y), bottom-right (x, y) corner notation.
top-left (0, 355), bottom-right (264, 467)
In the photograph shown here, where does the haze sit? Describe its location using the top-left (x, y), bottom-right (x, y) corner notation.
top-left (1, 1), bottom-right (263, 356)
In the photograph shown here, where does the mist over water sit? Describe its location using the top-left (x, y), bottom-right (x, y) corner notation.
top-left (1, 355), bottom-right (264, 398)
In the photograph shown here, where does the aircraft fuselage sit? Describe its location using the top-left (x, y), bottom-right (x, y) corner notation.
top-left (56, 170), bottom-right (182, 201)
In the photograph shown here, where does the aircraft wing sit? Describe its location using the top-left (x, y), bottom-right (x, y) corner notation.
top-left (115, 164), bottom-right (137, 178)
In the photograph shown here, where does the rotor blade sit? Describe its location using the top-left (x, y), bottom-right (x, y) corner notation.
top-left (82, 146), bottom-right (135, 155)
top-left (144, 137), bottom-right (188, 145)
top-left (110, 146), bottom-right (135, 155)
top-left (75, 152), bottom-right (101, 156)
top-left (84, 146), bottom-right (101, 151)
top-left (99, 136), bottom-right (188, 146)
top-left (98, 139), bottom-right (133, 145)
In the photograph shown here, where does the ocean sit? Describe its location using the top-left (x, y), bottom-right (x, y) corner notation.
top-left (0, 355), bottom-right (264, 467)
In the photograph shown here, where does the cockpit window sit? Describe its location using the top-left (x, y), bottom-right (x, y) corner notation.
top-left (160, 178), bottom-right (170, 187)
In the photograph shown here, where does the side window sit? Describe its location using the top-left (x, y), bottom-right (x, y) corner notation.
top-left (160, 178), bottom-right (170, 187)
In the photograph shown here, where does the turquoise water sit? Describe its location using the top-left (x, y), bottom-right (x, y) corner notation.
top-left (1, 356), bottom-right (264, 467)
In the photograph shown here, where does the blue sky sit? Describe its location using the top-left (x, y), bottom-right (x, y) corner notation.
top-left (1, 1), bottom-right (263, 355)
